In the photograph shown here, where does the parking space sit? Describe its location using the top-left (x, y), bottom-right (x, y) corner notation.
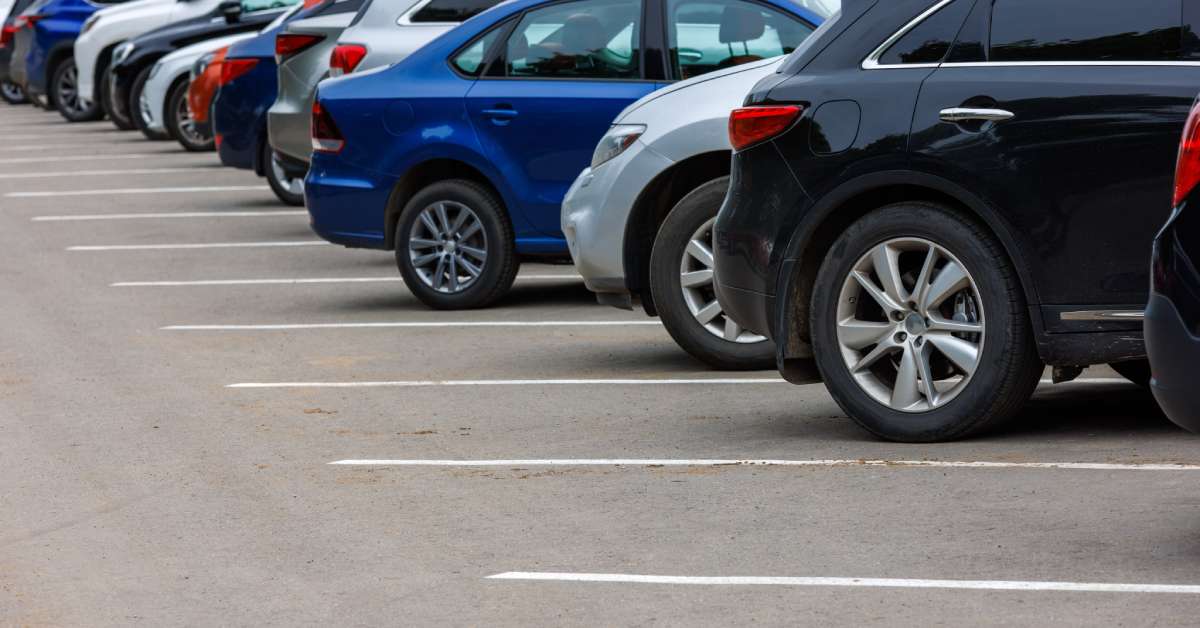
top-left (2, 108), bottom-right (1198, 626)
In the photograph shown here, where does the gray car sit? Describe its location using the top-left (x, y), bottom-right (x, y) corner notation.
top-left (267, 0), bottom-right (496, 186)
top-left (562, 58), bottom-right (786, 370)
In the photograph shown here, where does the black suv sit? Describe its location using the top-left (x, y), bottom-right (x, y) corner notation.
top-left (713, 0), bottom-right (1200, 441)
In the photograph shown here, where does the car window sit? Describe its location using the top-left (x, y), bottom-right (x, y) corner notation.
top-left (451, 27), bottom-right (502, 75)
top-left (503, 0), bottom-right (641, 79)
top-left (990, 0), bottom-right (1183, 62)
top-left (241, 0), bottom-right (302, 15)
top-left (666, 0), bottom-right (814, 80)
top-left (409, 0), bottom-right (501, 23)
top-left (878, 0), bottom-right (974, 66)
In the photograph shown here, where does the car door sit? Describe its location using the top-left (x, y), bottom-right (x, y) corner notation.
top-left (908, 0), bottom-right (1200, 329)
top-left (465, 0), bottom-right (657, 241)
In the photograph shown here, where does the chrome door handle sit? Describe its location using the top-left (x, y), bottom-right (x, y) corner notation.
top-left (939, 108), bottom-right (1015, 123)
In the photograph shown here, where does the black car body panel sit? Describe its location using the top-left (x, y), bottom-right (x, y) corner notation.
top-left (715, 0), bottom-right (1200, 370)
top-left (1147, 190), bottom-right (1200, 429)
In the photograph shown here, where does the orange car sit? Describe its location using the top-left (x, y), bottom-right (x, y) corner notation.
top-left (187, 45), bottom-right (229, 139)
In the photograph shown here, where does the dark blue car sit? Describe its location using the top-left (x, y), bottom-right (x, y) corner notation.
top-left (306, 0), bottom-right (821, 308)
top-left (9, 0), bottom-right (124, 120)
top-left (213, 0), bottom-right (361, 205)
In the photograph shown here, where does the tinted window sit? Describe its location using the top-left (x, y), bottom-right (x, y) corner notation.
top-left (308, 0), bottom-right (365, 17)
top-left (451, 27), bottom-right (502, 75)
top-left (879, 0), bottom-right (974, 65)
top-left (667, 0), bottom-right (814, 79)
top-left (410, 0), bottom-right (500, 23)
top-left (503, 0), bottom-right (641, 79)
top-left (990, 0), bottom-right (1183, 61)
top-left (242, 0), bottom-right (301, 14)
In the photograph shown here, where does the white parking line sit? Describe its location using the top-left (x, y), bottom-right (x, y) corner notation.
top-left (69, 241), bottom-right (330, 251)
top-left (230, 378), bottom-right (785, 389)
top-left (0, 154), bottom-right (155, 164)
top-left (165, 320), bottom-right (661, 331)
top-left (485, 572), bottom-right (1200, 594)
top-left (9, 185), bottom-right (269, 198)
top-left (110, 274), bottom-right (582, 287)
top-left (0, 168), bottom-right (213, 180)
top-left (328, 458), bottom-right (1200, 470)
top-left (34, 210), bottom-right (306, 222)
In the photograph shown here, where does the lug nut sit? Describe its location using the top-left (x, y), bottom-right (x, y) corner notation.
top-left (895, 332), bottom-right (908, 343)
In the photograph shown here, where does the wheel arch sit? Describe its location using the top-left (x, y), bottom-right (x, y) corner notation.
top-left (622, 150), bottom-right (731, 315)
top-left (774, 170), bottom-right (1043, 364)
top-left (383, 158), bottom-right (509, 251)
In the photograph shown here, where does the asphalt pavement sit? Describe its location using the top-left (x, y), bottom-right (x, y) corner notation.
top-left (1, 108), bottom-right (1198, 627)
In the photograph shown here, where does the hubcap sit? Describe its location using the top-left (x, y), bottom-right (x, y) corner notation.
top-left (835, 237), bottom-right (984, 413)
top-left (408, 201), bottom-right (487, 294)
top-left (679, 216), bottom-right (766, 344)
top-left (270, 153), bottom-right (303, 195)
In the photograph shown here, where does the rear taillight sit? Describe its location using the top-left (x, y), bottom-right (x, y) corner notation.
top-left (302, 0), bottom-right (324, 8)
top-left (329, 44), bottom-right (367, 77)
top-left (1173, 100), bottom-right (1200, 207)
top-left (218, 58), bottom-right (258, 86)
top-left (0, 25), bottom-right (15, 46)
top-left (311, 101), bottom-right (344, 153)
top-left (275, 33), bottom-right (322, 63)
top-left (13, 14), bottom-right (45, 29)
top-left (728, 105), bottom-right (803, 151)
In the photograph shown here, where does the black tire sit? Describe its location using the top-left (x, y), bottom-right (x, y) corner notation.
top-left (809, 202), bottom-right (1043, 442)
top-left (1110, 359), bottom-right (1151, 388)
top-left (0, 80), bottom-right (27, 104)
top-left (650, 177), bottom-right (776, 370)
top-left (394, 179), bottom-right (519, 310)
top-left (165, 77), bottom-right (212, 152)
top-left (99, 67), bottom-right (135, 130)
top-left (50, 59), bottom-right (102, 122)
top-left (130, 65), bottom-right (169, 140)
top-left (262, 141), bottom-right (305, 206)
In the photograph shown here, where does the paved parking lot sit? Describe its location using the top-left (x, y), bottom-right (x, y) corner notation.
top-left (2, 108), bottom-right (1199, 626)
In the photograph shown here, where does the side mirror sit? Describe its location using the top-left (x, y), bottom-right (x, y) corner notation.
top-left (219, 0), bottom-right (242, 23)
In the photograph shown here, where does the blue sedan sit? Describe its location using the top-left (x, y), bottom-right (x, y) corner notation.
top-left (307, 0), bottom-right (821, 308)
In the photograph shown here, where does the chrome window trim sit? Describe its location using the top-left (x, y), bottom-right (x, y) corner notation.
top-left (861, 0), bottom-right (956, 70)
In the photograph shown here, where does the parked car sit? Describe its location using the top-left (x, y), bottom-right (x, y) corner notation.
top-left (712, 0), bottom-right (1198, 441)
top-left (267, 0), bottom-right (504, 184)
top-left (212, 0), bottom-right (358, 204)
top-left (74, 0), bottom-right (220, 129)
top-left (10, 0), bottom-right (127, 119)
top-left (564, 58), bottom-right (803, 370)
top-left (1148, 96), bottom-right (1200, 431)
top-left (0, 0), bottom-right (38, 103)
top-left (306, 0), bottom-right (823, 309)
top-left (110, 0), bottom-right (298, 140)
top-left (185, 40), bottom-right (226, 139)
top-left (141, 32), bottom-right (251, 149)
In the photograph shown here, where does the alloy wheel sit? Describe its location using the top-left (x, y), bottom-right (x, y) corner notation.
top-left (270, 153), bottom-right (303, 196)
top-left (1, 81), bottom-right (23, 102)
top-left (57, 65), bottom-right (81, 112)
top-left (407, 201), bottom-right (487, 294)
top-left (175, 92), bottom-right (207, 145)
top-left (679, 217), bottom-right (766, 343)
top-left (835, 237), bottom-right (984, 413)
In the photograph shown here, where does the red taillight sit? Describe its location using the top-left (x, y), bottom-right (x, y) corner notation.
top-left (218, 58), bottom-right (258, 86)
top-left (728, 105), bottom-right (804, 151)
top-left (302, 0), bottom-right (324, 8)
top-left (0, 25), bottom-right (16, 46)
top-left (329, 44), bottom-right (367, 77)
top-left (311, 101), bottom-right (344, 153)
top-left (1173, 100), bottom-right (1200, 207)
top-left (275, 33), bottom-right (323, 63)
top-left (13, 14), bottom-right (44, 29)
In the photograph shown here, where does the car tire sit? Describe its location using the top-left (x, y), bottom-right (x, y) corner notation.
top-left (131, 65), bottom-right (169, 140)
top-left (262, 141), bottom-right (305, 205)
top-left (51, 59), bottom-right (102, 122)
top-left (809, 202), bottom-right (1043, 442)
top-left (1110, 359), bottom-right (1151, 388)
top-left (165, 78), bottom-right (211, 151)
top-left (394, 179), bottom-right (519, 310)
top-left (1, 80), bottom-right (27, 104)
top-left (100, 67), bottom-right (135, 130)
top-left (650, 176), bottom-right (775, 370)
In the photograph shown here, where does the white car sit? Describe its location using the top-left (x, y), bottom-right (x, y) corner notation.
top-left (139, 32), bottom-right (250, 149)
top-left (74, 0), bottom-right (222, 129)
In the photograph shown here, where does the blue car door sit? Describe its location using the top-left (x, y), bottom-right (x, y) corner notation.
top-left (465, 0), bottom-right (656, 245)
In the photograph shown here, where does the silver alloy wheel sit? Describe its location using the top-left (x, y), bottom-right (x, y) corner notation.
top-left (270, 153), bottom-right (304, 196)
top-left (679, 216), bottom-right (766, 343)
top-left (407, 201), bottom-right (487, 294)
top-left (57, 65), bottom-right (82, 112)
top-left (1, 81), bottom-right (22, 102)
top-left (835, 237), bottom-right (984, 413)
top-left (174, 91), bottom-right (206, 145)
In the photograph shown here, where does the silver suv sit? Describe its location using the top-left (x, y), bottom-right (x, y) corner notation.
top-left (267, 0), bottom-right (500, 181)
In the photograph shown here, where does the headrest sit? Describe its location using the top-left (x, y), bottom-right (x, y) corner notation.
top-left (718, 5), bottom-right (765, 44)
top-left (561, 13), bottom-right (607, 53)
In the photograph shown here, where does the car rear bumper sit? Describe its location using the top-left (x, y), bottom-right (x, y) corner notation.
top-left (304, 157), bottom-right (393, 249)
top-left (1146, 292), bottom-right (1200, 431)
